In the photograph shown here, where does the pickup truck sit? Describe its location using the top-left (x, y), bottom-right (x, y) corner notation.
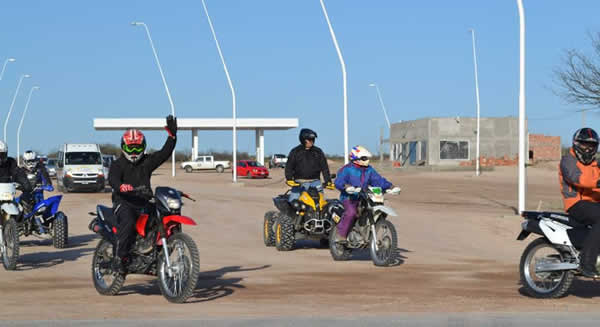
top-left (181, 156), bottom-right (231, 173)
top-left (269, 154), bottom-right (288, 169)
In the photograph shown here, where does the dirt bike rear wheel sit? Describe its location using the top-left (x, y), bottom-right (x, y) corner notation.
top-left (519, 237), bottom-right (573, 298)
top-left (2, 217), bottom-right (19, 270)
top-left (157, 233), bottom-right (200, 303)
top-left (329, 226), bottom-right (351, 261)
top-left (92, 239), bottom-right (125, 295)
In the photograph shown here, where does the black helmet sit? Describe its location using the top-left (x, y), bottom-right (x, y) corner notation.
top-left (299, 128), bottom-right (317, 145)
top-left (573, 128), bottom-right (599, 165)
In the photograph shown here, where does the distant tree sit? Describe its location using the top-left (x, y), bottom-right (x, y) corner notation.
top-left (555, 32), bottom-right (600, 107)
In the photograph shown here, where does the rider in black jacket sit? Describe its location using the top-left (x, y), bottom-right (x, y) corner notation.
top-left (22, 150), bottom-right (52, 187)
top-left (108, 115), bottom-right (177, 271)
top-left (285, 128), bottom-right (334, 201)
top-left (0, 141), bottom-right (32, 192)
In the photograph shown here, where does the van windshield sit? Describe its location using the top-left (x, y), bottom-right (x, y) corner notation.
top-left (65, 152), bottom-right (102, 165)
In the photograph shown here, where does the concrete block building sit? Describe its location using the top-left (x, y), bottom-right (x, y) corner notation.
top-left (388, 117), bottom-right (558, 167)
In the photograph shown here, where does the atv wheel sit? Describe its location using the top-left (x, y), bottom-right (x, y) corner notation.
top-left (263, 211), bottom-right (277, 247)
top-left (92, 239), bottom-right (125, 295)
top-left (370, 219), bottom-right (398, 266)
top-left (52, 212), bottom-right (68, 249)
top-left (2, 217), bottom-right (19, 270)
top-left (519, 237), bottom-right (574, 298)
top-left (329, 226), bottom-right (351, 261)
top-left (275, 215), bottom-right (295, 251)
top-left (157, 233), bottom-right (201, 303)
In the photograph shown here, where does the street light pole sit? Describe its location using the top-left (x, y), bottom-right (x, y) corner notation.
top-left (17, 86), bottom-right (39, 166)
top-left (131, 21), bottom-right (176, 177)
top-left (0, 58), bottom-right (16, 81)
top-left (5, 74), bottom-right (31, 143)
top-left (517, 0), bottom-right (527, 214)
top-left (201, 0), bottom-right (238, 183)
top-left (469, 29), bottom-right (482, 177)
top-left (369, 83), bottom-right (391, 129)
top-left (319, 0), bottom-right (349, 164)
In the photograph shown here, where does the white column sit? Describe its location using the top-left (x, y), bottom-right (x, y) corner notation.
top-left (192, 129), bottom-right (198, 161)
top-left (255, 129), bottom-right (265, 165)
top-left (517, 0), bottom-right (526, 213)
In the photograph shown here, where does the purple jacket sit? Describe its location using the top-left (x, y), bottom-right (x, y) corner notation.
top-left (334, 163), bottom-right (393, 201)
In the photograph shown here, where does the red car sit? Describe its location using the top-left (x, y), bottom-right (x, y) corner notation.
top-left (236, 160), bottom-right (269, 178)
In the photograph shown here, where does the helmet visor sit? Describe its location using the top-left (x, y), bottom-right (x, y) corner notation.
top-left (577, 141), bottom-right (598, 153)
top-left (122, 143), bottom-right (145, 154)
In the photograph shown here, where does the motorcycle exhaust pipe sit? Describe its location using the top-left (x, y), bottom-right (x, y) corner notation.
top-left (88, 218), bottom-right (115, 242)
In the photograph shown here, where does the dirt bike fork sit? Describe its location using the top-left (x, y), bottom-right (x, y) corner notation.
top-left (369, 216), bottom-right (379, 251)
top-left (157, 215), bottom-right (173, 277)
top-left (0, 225), bottom-right (4, 255)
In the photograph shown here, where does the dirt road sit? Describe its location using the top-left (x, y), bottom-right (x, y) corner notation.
top-left (1, 164), bottom-right (598, 320)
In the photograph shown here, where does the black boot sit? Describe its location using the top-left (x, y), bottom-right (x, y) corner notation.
top-left (581, 248), bottom-right (600, 278)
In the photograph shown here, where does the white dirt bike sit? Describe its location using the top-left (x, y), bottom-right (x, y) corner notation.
top-left (518, 210), bottom-right (600, 298)
top-left (0, 182), bottom-right (22, 270)
top-left (329, 186), bottom-right (401, 266)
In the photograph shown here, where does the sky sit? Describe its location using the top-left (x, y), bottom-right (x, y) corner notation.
top-left (1, 1), bottom-right (600, 157)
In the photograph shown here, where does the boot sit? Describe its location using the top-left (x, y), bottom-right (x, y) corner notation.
top-left (580, 248), bottom-right (600, 278)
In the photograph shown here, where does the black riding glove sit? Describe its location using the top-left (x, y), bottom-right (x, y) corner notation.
top-left (165, 115), bottom-right (177, 138)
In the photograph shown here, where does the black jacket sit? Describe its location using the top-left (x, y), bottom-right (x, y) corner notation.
top-left (26, 161), bottom-right (52, 187)
top-left (285, 145), bottom-right (331, 183)
top-left (109, 136), bottom-right (176, 208)
top-left (0, 157), bottom-right (32, 192)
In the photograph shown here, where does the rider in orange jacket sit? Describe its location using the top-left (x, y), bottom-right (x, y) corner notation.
top-left (559, 128), bottom-right (600, 278)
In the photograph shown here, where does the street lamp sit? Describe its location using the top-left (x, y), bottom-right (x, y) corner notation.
top-left (0, 58), bottom-right (16, 81)
top-left (17, 86), bottom-right (39, 166)
top-left (131, 21), bottom-right (176, 177)
top-left (319, 0), bottom-right (349, 164)
top-left (5, 74), bottom-right (31, 143)
top-left (469, 29), bottom-right (482, 177)
top-left (517, 0), bottom-right (526, 213)
top-left (200, 0), bottom-right (238, 183)
top-left (368, 83), bottom-right (391, 128)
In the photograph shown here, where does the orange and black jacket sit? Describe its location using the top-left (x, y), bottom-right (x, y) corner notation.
top-left (559, 148), bottom-right (600, 211)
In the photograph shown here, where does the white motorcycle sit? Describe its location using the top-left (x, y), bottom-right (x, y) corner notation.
top-left (0, 183), bottom-right (22, 271)
top-left (517, 210), bottom-right (599, 298)
top-left (329, 186), bottom-right (401, 266)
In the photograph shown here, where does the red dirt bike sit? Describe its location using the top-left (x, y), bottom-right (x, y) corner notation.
top-left (88, 185), bottom-right (200, 303)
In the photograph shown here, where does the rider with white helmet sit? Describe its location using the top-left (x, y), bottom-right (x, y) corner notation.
top-left (22, 150), bottom-right (52, 188)
top-left (332, 146), bottom-right (400, 242)
top-left (0, 141), bottom-right (32, 193)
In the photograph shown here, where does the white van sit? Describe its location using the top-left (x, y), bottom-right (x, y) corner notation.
top-left (56, 144), bottom-right (105, 192)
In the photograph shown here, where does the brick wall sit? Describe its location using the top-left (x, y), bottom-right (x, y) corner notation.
top-left (529, 134), bottom-right (561, 162)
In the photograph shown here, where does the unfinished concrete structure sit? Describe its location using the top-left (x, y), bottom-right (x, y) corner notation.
top-left (389, 117), bottom-right (520, 166)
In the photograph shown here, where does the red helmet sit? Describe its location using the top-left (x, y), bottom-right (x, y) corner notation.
top-left (121, 129), bottom-right (146, 163)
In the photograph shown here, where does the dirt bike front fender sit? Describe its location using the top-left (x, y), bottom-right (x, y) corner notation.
top-left (163, 215), bottom-right (196, 226)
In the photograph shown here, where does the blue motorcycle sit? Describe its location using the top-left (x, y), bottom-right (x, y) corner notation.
top-left (16, 179), bottom-right (68, 249)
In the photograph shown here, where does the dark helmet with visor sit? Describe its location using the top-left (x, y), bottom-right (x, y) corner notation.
top-left (573, 127), bottom-right (599, 165)
top-left (299, 128), bottom-right (317, 145)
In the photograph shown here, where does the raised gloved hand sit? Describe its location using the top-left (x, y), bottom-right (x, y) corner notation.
top-left (345, 186), bottom-right (360, 194)
top-left (325, 181), bottom-right (335, 190)
top-left (286, 180), bottom-right (300, 187)
top-left (119, 184), bottom-right (134, 193)
top-left (386, 186), bottom-right (402, 195)
top-left (165, 115), bottom-right (177, 138)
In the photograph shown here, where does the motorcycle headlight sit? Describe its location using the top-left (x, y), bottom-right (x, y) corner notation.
top-left (0, 192), bottom-right (14, 201)
top-left (166, 198), bottom-right (181, 210)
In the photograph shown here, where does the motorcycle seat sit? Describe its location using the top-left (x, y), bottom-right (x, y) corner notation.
top-left (97, 205), bottom-right (118, 228)
top-left (522, 211), bottom-right (588, 228)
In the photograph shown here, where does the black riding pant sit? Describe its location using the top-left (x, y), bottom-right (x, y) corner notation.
top-left (114, 203), bottom-right (142, 258)
top-left (567, 201), bottom-right (600, 259)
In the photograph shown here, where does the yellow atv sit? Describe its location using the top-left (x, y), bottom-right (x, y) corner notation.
top-left (263, 177), bottom-right (344, 251)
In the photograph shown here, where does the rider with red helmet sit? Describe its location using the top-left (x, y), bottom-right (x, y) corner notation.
top-left (108, 115), bottom-right (177, 272)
